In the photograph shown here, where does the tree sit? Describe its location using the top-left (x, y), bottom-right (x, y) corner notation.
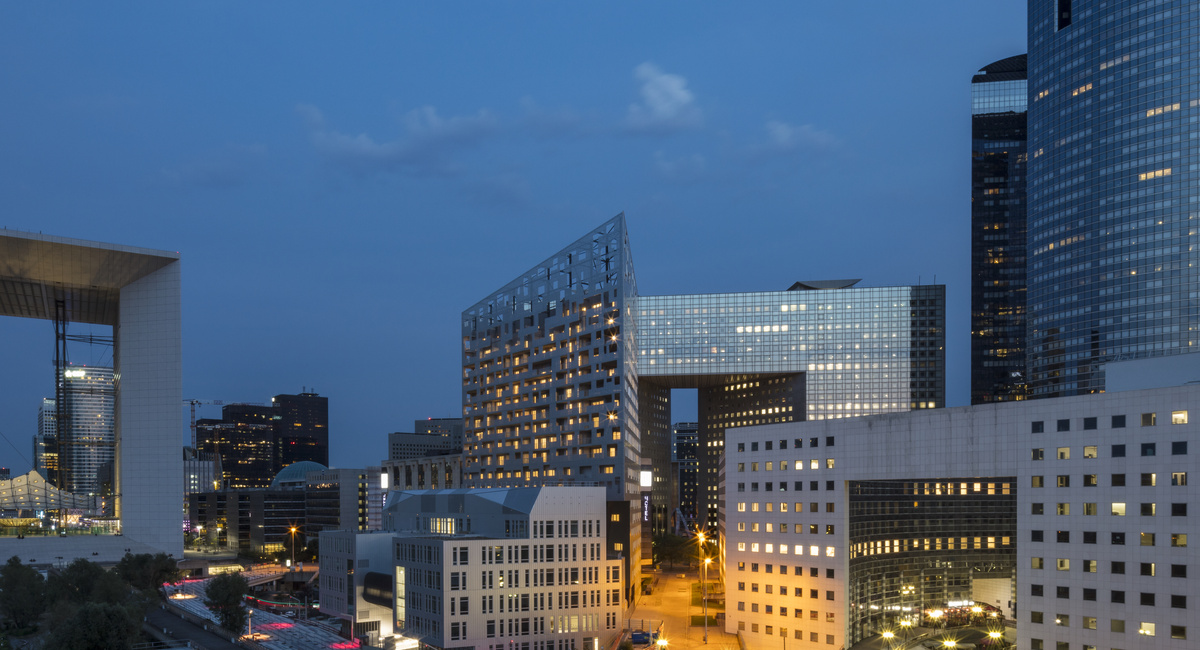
top-left (47, 558), bottom-right (127, 606)
top-left (0, 556), bottom-right (45, 630)
top-left (205, 572), bottom-right (249, 633)
top-left (44, 601), bottom-right (136, 650)
top-left (115, 552), bottom-right (180, 592)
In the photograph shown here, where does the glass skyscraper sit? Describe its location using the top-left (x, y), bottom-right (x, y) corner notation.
top-left (57, 365), bottom-right (115, 496)
top-left (1027, 0), bottom-right (1200, 397)
top-left (971, 54), bottom-right (1028, 404)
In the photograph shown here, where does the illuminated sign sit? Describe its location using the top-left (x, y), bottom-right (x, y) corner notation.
top-left (64, 369), bottom-right (86, 379)
top-left (642, 494), bottom-right (650, 523)
top-left (380, 472), bottom-right (389, 490)
top-left (640, 470), bottom-right (652, 488)
top-left (394, 566), bottom-right (406, 631)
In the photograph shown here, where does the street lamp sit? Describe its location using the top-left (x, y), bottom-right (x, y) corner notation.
top-left (942, 641), bottom-right (957, 649)
top-left (289, 527), bottom-right (298, 569)
top-left (702, 557), bottom-right (712, 644)
top-left (988, 631), bottom-right (1005, 649)
top-left (881, 631), bottom-right (895, 649)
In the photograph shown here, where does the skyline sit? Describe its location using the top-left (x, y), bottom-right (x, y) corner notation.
top-left (0, 2), bottom-right (1027, 473)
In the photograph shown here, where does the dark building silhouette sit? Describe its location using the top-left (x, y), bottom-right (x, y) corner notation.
top-left (196, 391), bottom-right (328, 489)
top-left (273, 392), bottom-right (329, 474)
top-left (970, 54), bottom-right (1028, 404)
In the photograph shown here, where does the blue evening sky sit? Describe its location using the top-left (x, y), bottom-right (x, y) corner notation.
top-left (0, 2), bottom-right (1026, 473)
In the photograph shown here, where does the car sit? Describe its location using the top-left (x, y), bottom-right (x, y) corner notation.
top-left (283, 611), bottom-right (296, 618)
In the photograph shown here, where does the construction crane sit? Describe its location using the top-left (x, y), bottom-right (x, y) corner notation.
top-left (184, 399), bottom-right (224, 449)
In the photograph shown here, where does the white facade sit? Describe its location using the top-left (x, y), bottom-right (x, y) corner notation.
top-left (724, 384), bottom-right (1200, 649)
top-left (320, 530), bottom-right (398, 645)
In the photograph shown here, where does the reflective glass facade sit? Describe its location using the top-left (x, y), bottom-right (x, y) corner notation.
top-left (1027, 1), bottom-right (1200, 397)
top-left (971, 54), bottom-right (1029, 404)
top-left (58, 366), bottom-right (114, 496)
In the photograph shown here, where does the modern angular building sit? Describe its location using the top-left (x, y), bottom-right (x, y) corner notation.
top-left (0, 230), bottom-right (182, 555)
top-left (388, 418), bottom-right (465, 461)
top-left (724, 380), bottom-right (1199, 649)
top-left (971, 54), bottom-right (1028, 405)
top-left (671, 421), bottom-right (699, 532)
top-left (462, 214), bottom-right (946, 604)
top-left (273, 391), bottom-right (329, 474)
top-left (1026, 1), bottom-right (1200, 397)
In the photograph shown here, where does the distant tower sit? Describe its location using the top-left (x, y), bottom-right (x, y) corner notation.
top-left (1027, 1), bottom-right (1200, 396)
top-left (57, 366), bottom-right (115, 495)
top-left (34, 397), bottom-right (59, 484)
top-left (273, 392), bottom-right (329, 474)
top-left (970, 54), bottom-right (1028, 404)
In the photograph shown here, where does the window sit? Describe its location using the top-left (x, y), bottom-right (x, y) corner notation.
top-left (1032, 421), bottom-right (1045, 433)
top-left (1141, 503), bottom-right (1156, 516)
top-left (1112, 532), bottom-right (1126, 545)
top-left (1083, 474), bottom-right (1097, 486)
top-left (1083, 417), bottom-right (1097, 430)
top-left (1031, 611), bottom-right (1044, 624)
top-left (1083, 616), bottom-right (1097, 630)
top-left (1083, 445), bottom-right (1097, 459)
top-left (825, 436), bottom-right (834, 447)
top-left (1057, 475), bottom-right (1070, 488)
top-left (1056, 503), bottom-right (1070, 516)
top-left (1032, 448), bottom-right (1044, 461)
top-left (1083, 560), bottom-right (1097, 573)
top-left (1171, 625), bottom-right (1187, 640)
top-left (1083, 502), bottom-right (1097, 515)
top-left (1111, 590), bottom-right (1125, 603)
top-left (1032, 557), bottom-right (1044, 569)
top-left (1142, 473), bottom-right (1157, 487)
top-left (1057, 530), bottom-right (1070, 543)
top-left (1031, 530), bottom-right (1044, 542)
top-left (1142, 413), bottom-right (1157, 426)
top-left (1174, 441), bottom-right (1189, 455)
top-left (1112, 502), bottom-right (1126, 516)
top-left (1112, 561), bottom-right (1126, 574)
top-left (1057, 447), bottom-right (1070, 460)
top-left (1032, 476), bottom-right (1045, 488)
top-left (1112, 473), bottom-right (1126, 486)
top-left (1031, 584), bottom-right (1044, 596)
top-left (1172, 410), bottom-right (1188, 425)
top-left (1172, 564), bottom-right (1187, 578)
top-left (1112, 444), bottom-right (1126, 458)
top-left (1032, 503), bottom-right (1044, 515)
top-left (1083, 531), bottom-right (1097, 544)
top-left (1171, 533), bottom-right (1188, 547)
top-left (1142, 443), bottom-right (1157, 457)
top-left (1141, 532), bottom-right (1156, 546)
top-left (737, 443), bottom-right (745, 452)
top-left (1055, 614), bottom-right (1069, 627)
top-left (1056, 586), bottom-right (1069, 598)
top-left (1112, 414), bottom-right (1126, 428)
top-left (1083, 588), bottom-right (1096, 601)
top-left (1172, 472), bottom-right (1188, 486)
top-left (1140, 593), bottom-right (1155, 606)
top-left (1139, 622), bottom-right (1156, 637)
top-left (1057, 419), bottom-right (1070, 432)
top-left (1056, 558), bottom-right (1070, 570)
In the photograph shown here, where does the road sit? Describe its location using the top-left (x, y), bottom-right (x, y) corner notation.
top-left (629, 567), bottom-right (741, 650)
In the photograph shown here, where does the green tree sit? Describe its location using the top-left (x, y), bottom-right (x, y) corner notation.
top-left (652, 534), bottom-right (689, 569)
top-left (205, 572), bottom-right (249, 633)
top-left (115, 552), bottom-right (180, 592)
top-left (0, 556), bottom-right (45, 630)
top-left (47, 558), bottom-right (127, 606)
top-left (44, 601), bottom-right (136, 650)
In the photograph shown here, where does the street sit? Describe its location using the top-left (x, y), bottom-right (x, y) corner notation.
top-left (629, 567), bottom-right (741, 650)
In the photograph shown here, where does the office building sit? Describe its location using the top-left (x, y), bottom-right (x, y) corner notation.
top-left (671, 422), bottom-right (699, 533)
top-left (183, 448), bottom-right (221, 498)
top-left (389, 431), bottom-right (461, 461)
top-left (321, 486), bottom-right (622, 649)
top-left (1026, 2), bottom-right (1200, 397)
top-left (34, 398), bottom-right (58, 486)
top-left (462, 214), bottom-right (946, 602)
top-left (304, 467), bottom-right (372, 536)
top-left (55, 365), bottom-right (115, 496)
top-left (273, 391), bottom-right (329, 474)
top-left (971, 53), bottom-right (1028, 404)
top-left (197, 404), bottom-right (276, 489)
top-left (188, 488), bottom-right (306, 554)
top-left (724, 379), bottom-right (1199, 649)
top-left (196, 392), bottom-right (329, 489)
top-left (416, 417), bottom-right (464, 443)
top-left (0, 230), bottom-right (182, 556)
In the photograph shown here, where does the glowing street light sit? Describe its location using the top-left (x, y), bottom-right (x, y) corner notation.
top-left (289, 526), bottom-right (298, 569)
top-left (702, 557), bottom-right (712, 643)
top-left (656, 639), bottom-right (669, 648)
top-left (881, 631), bottom-right (895, 649)
top-left (942, 641), bottom-right (957, 649)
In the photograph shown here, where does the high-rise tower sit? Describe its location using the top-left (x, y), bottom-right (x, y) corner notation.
top-left (971, 54), bottom-right (1028, 404)
top-left (57, 366), bottom-right (115, 496)
top-left (1027, 1), bottom-right (1200, 396)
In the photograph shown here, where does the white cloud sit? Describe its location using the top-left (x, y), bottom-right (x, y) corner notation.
top-left (763, 120), bottom-right (838, 150)
top-left (626, 63), bottom-right (702, 133)
top-left (298, 103), bottom-right (498, 176)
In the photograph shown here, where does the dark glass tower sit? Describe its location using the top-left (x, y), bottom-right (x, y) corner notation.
top-left (971, 54), bottom-right (1028, 404)
top-left (273, 392), bottom-right (329, 473)
top-left (1027, 1), bottom-right (1200, 396)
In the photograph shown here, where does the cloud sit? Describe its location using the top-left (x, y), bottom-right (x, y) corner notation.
top-left (762, 120), bottom-right (838, 151)
top-left (625, 63), bottom-right (702, 133)
top-left (298, 103), bottom-right (499, 176)
top-left (161, 143), bottom-right (267, 189)
top-left (654, 151), bottom-right (706, 182)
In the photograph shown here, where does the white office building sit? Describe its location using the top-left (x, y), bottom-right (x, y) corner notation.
top-left (724, 380), bottom-right (1200, 649)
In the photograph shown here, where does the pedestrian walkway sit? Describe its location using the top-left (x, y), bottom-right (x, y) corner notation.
top-left (628, 568), bottom-right (740, 650)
